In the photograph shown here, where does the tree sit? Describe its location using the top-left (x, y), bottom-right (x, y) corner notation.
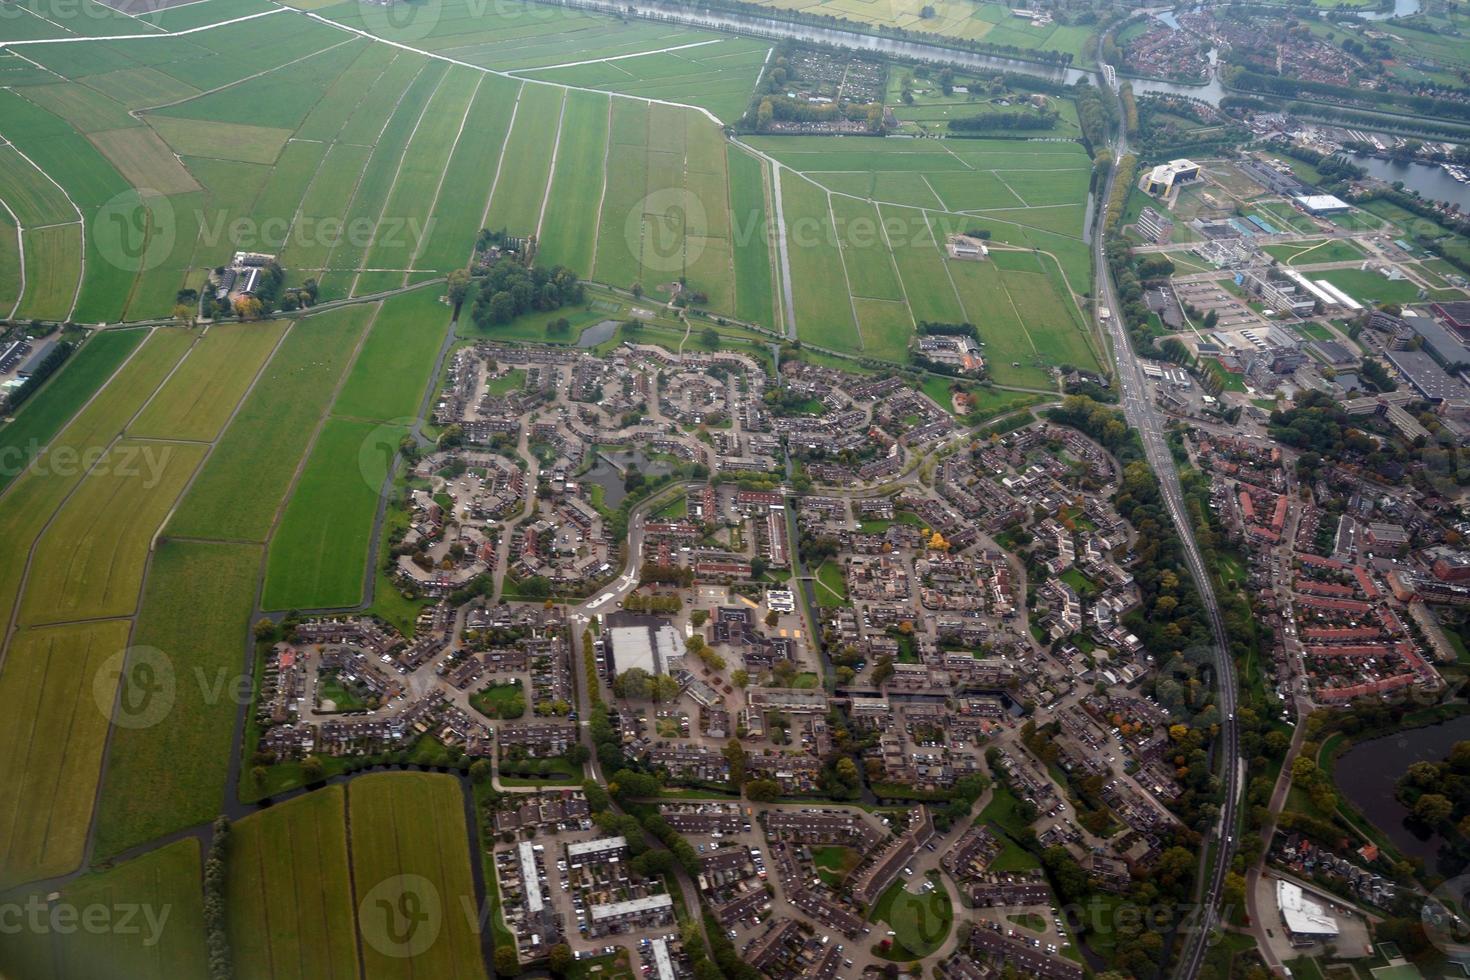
top-left (745, 778), bottom-right (780, 802)
top-left (765, 610), bottom-right (779, 628)
top-left (732, 669), bottom-right (749, 687)
top-left (470, 759), bottom-right (492, 783)
top-left (631, 281), bottom-right (643, 298)
top-left (548, 944), bottom-right (573, 976)
top-left (253, 619), bottom-right (278, 642)
top-left (1414, 792), bottom-right (1453, 825)
top-left (701, 326), bottom-right (720, 347)
top-left (494, 946), bottom-right (521, 976)
top-left (301, 756), bottom-right (325, 783)
top-left (447, 267), bottom-right (472, 307)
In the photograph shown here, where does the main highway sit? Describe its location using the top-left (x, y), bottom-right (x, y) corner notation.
top-left (1092, 75), bottom-right (1242, 980)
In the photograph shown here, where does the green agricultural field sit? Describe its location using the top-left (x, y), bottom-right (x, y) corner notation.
top-left (129, 322), bottom-right (286, 442)
top-left (0, 327), bottom-right (193, 626)
top-left (16, 223), bottom-right (81, 321)
top-left (727, 146), bottom-right (777, 328)
top-left (414, 73), bottom-right (521, 275)
top-left (228, 787), bottom-right (361, 980)
top-left (347, 773), bottom-right (488, 980)
top-left (0, 211), bottom-right (18, 315)
top-left (0, 618), bottom-right (134, 889)
top-left (0, 838), bottom-right (209, 980)
top-left (0, 328), bottom-right (145, 492)
top-left (167, 306), bottom-right (375, 543)
top-left (18, 438), bottom-right (208, 626)
top-left (94, 540), bottom-right (262, 859)
top-left (535, 90), bottom-right (610, 278)
top-left (331, 288), bottom-right (451, 423)
top-left (358, 66), bottom-right (480, 290)
top-left (783, 176), bottom-right (861, 352)
top-left (484, 83), bottom-right (565, 240)
top-left (880, 204), bottom-right (967, 325)
top-left (262, 417), bottom-right (405, 610)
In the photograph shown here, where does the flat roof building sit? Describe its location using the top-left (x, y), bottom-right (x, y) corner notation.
top-left (589, 893), bottom-right (674, 923)
top-left (1385, 348), bottom-right (1470, 403)
top-left (1294, 193), bottom-right (1352, 214)
top-left (605, 615), bottom-right (682, 676)
top-left (1276, 880), bottom-right (1339, 940)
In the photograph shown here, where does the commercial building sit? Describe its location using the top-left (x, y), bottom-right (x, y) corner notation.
top-left (1293, 193), bottom-right (1352, 214)
top-left (1385, 348), bottom-right (1470, 403)
top-left (605, 614), bottom-right (682, 676)
top-left (1139, 159), bottom-right (1201, 196)
top-left (1276, 879), bottom-right (1339, 942)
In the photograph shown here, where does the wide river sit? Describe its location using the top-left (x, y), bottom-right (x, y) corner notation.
top-left (1334, 713), bottom-right (1470, 877)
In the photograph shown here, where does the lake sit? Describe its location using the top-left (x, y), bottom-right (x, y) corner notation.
top-left (1334, 713), bottom-right (1470, 876)
top-left (1350, 154), bottom-right (1470, 211)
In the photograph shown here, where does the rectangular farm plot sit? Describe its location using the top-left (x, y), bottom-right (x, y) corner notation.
top-left (782, 176), bottom-right (860, 352)
top-left (994, 167), bottom-right (1091, 207)
top-left (129, 320), bottom-right (287, 442)
top-left (879, 204), bottom-right (965, 325)
top-left (262, 417), bottom-right (405, 611)
top-left (0, 143), bottom-right (78, 227)
top-left (332, 288), bottom-right (450, 423)
top-left (321, 61), bottom-right (449, 294)
top-left (0, 327), bottom-right (192, 621)
top-left (922, 170), bottom-right (1025, 211)
top-left (94, 539), bottom-right (261, 859)
top-left (167, 305), bottom-right (375, 543)
top-left (18, 438), bottom-right (208, 626)
top-left (413, 74), bottom-right (520, 275)
top-left (19, 82), bottom-right (139, 134)
top-left (853, 297), bottom-right (915, 362)
top-left (148, 116), bottom-right (293, 166)
top-left (358, 66), bottom-right (481, 290)
top-left (348, 773), bottom-right (487, 980)
top-left (593, 99), bottom-right (650, 288)
top-left (537, 90), bottom-right (611, 278)
top-left (334, 54), bottom-right (430, 147)
top-left (946, 258), bottom-right (1048, 388)
top-left (227, 787), bottom-right (361, 980)
top-left (0, 839), bottom-right (209, 980)
top-left (15, 223), bottom-right (80, 322)
top-left (484, 84), bottom-right (565, 242)
top-left (832, 195), bottom-right (904, 302)
top-left (725, 146), bottom-right (776, 328)
top-left (0, 211), bottom-right (16, 317)
top-left (275, 142), bottom-right (374, 276)
top-left (295, 41), bottom-right (399, 142)
top-left (0, 618), bottom-right (134, 890)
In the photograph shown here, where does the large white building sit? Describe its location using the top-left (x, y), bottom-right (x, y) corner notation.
top-left (1276, 879), bottom-right (1339, 942)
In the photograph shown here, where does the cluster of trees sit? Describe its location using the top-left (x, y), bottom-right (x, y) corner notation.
top-left (621, 591), bottom-right (683, 614)
top-left (638, 562), bottom-right (696, 587)
top-left (750, 95), bottom-right (886, 133)
top-left (1232, 68), bottom-right (1470, 126)
top-left (613, 666), bottom-right (682, 702)
top-left (949, 108), bottom-right (1059, 132)
top-left (1398, 740), bottom-right (1470, 841)
top-left (204, 816), bottom-right (233, 980)
top-left (470, 261), bottom-right (582, 328)
top-left (1269, 391), bottom-right (1409, 481)
top-left (1074, 80), bottom-right (1118, 157)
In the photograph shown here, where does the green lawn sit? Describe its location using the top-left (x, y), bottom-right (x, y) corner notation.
top-left (1315, 267), bottom-right (1425, 305)
top-left (871, 877), bottom-right (954, 960)
top-left (812, 844), bottom-right (862, 886)
top-left (815, 560), bottom-right (850, 604)
top-left (470, 680), bottom-right (526, 719)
